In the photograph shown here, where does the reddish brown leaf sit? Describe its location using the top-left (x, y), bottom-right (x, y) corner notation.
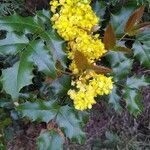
top-left (91, 65), bottom-right (112, 74)
top-left (125, 5), bottom-right (145, 35)
top-left (103, 24), bottom-right (116, 50)
top-left (74, 51), bottom-right (90, 71)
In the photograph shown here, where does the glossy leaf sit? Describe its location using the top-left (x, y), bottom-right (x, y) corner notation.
top-left (91, 65), bottom-right (112, 74)
top-left (133, 29), bottom-right (150, 68)
top-left (126, 76), bottom-right (149, 90)
top-left (2, 61), bottom-right (33, 100)
top-left (108, 85), bottom-right (122, 111)
top-left (74, 51), bottom-right (90, 71)
top-left (106, 51), bottom-right (133, 81)
top-left (111, 5), bottom-right (136, 37)
top-left (125, 5), bottom-right (145, 35)
top-left (0, 32), bottom-right (28, 55)
top-left (37, 130), bottom-right (64, 150)
top-left (123, 89), bottom-right (143, 116)
top-left (50, 75), bottom-right (71, 97)
top-left (56, 106), bottom-right (86, 144)
top-left (91, 0), bottom-right (106, 22)
top-left (17, 101), bottom-right (58, 123)
top-left (18, 101), bottom-right (86, 144)
top-left (103, 24), bottom-right (116, 50)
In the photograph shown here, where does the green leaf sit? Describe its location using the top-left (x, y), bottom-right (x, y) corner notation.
top-left (133, 29), bottom-right (150, 68)
top-left (17, 101), bottom-right (58, 123)
top-left (126, 76), bottom-right (149, 90)
top-left (50, 75), bottom-right (71, 97)
top-left (28, 40), bottom-right (56, 78)
top-left (0, 13), bottom-right (44, 33)
top-left (37, 130), bottom-right (64, 150)
top-left (1, 39), bottom-right (57, 99)
top-left (108, 85), bottom-right (122, 111)
top-left (123, 89), bottom-right (143, 116)
top-left (56, 106), bottom-right (86, 144)
top-left (106, 51), bottom-right (133, 81)
top-left (92, 0), bottom-right (106, 21)
top-left (17, 101), bottom-right (86, 144)
top-left (2, 61), bottom-right (33, 100)
top-left (0, 32), bottom-right (28, 55)
top-left (111, 5), bottom-right (136, 37)
top-left (0, 12), bottom-right (67, 68)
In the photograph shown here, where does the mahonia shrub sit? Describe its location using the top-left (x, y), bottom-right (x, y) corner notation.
top-left (50, 0), bottom-right (113, 110)
top-left (0, 0), bottom-right (149, 149)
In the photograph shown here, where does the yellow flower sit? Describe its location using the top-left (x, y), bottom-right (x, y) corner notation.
top-left (68, 71), bottom-right (113, 110)
top-left (50, 0), bottom-right (113, 110)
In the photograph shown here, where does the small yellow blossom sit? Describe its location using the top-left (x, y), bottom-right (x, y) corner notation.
top-left (50, 0), bottom-right (113, 110)
top-left (68, 71), bottom-right (113, 110)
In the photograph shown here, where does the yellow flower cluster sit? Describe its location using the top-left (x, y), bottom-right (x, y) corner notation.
top-left (68, 71), bottom-right (113, 110)
top-left (50, 0), bottom-right (113, 110)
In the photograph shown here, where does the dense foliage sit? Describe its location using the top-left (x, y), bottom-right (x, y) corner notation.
top-left (0, 0), bottom-right (149, 149)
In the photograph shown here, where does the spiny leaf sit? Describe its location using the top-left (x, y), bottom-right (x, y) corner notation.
top-left (1, 40), bottom-right (57, 100)
top-left (2, 61), bottom-right (33, 100)
top-left (91, 0), bottom-right (106, 22)
top-left (56, 106), bottom-right (86, 144)
top-left (125, 5), bottom-right (145, 35)
top-left (0, 32), bottom-right (28, 55)
top-left (0, 12), bottom-right (67, 68)
top-left (103, 24), bottom-right (116, 50)
top-left (17, 101), bottom-right (58, 123)
top-left (123, 89), bottom-right (143, 116)
top-left (111, 5), bottom-right (136, 37)
top-left (126, 76), bottom-right (149, 90)
top-left (106, 51), bottom-right (133, 81)
top-left (50, 75), bottom-right (71, 97)
top-left (37, 130), bottom-right (64, 150)
top-left (108, 85), bottom-right (122, 111)
top-left (133, 29), bottom-right (150, 68)
top-left (28, 40), bottom-right (56, 78)
top-left (17, 101), bottom-right (86, 144)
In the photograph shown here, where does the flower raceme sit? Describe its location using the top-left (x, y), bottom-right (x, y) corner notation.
top-left (50, 0), bottom-right (113, 110)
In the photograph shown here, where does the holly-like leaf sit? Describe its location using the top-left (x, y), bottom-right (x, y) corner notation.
top-left (2, 61), bottom-right (33, 100)
top-left (37, 130), bottom-right (64, 150)
top-left (106, 51), bottom-right (133, 81)
top-left (126, 76), bottom-right (149, 90)
top-left (17, 101), bottom-right (58, 123)
top-left (125, 5), bottom-right (145, 35)
top-left (56, 106), bottom-right (86, 144)
top-left (111, 5), bottom-right (136, 37)
top-left (133, 29), bottom-right (150, 68)
top-left (103, 24), bottom-right (116, 50)
top-left (0, 12), bottom-right (67, 68)
top-left (17, 101), bottom-right (86, 144)
top-left (108, 85), bottom-right (122, 111)
top-left (50, 75), bottom-right (71, 97)
top-left (0, 32), bottom-right (28, 55)
top-left (91, 0), bottom-right (106, 22)
top-left (2, 40), bottom-right (56, 100)
top-left (123, 89), bottom-right (143, 116)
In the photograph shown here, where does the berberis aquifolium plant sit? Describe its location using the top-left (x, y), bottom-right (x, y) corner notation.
top-left (0, 0), bottom-right (149, 149)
